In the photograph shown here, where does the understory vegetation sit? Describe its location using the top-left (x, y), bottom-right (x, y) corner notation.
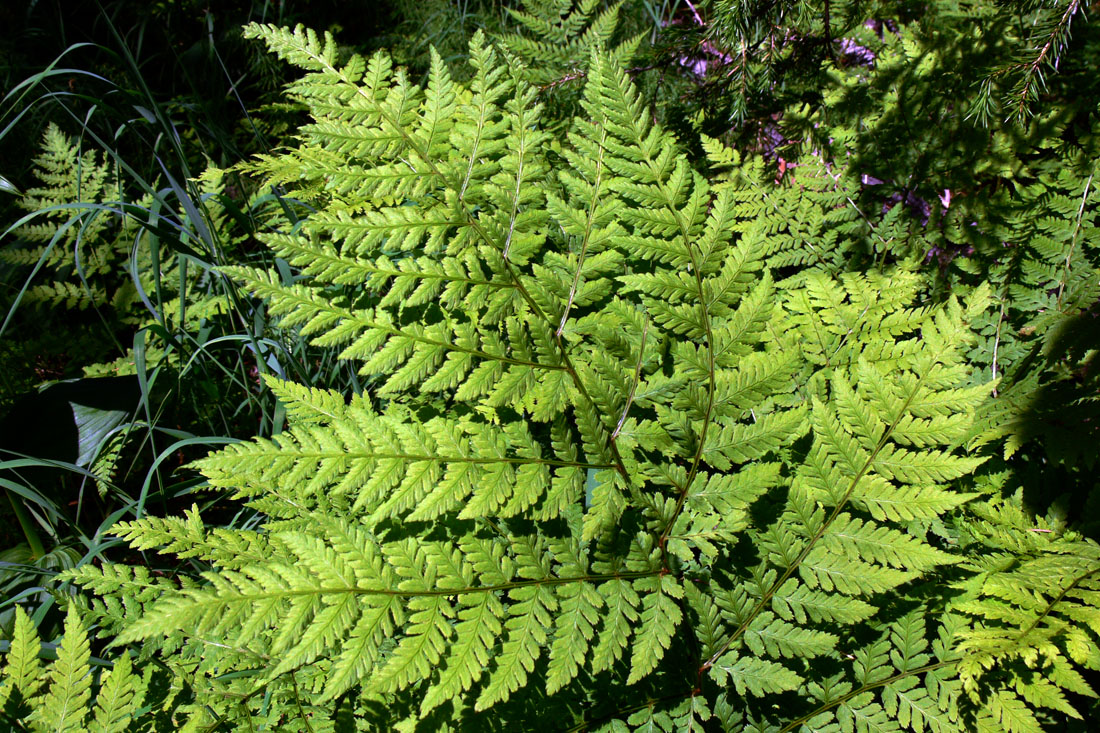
top-left (0, 1), bottom-right (1098, 731)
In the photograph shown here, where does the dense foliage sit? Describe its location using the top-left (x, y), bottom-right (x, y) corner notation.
top-left (1, 2), bottom-right (1098, 731)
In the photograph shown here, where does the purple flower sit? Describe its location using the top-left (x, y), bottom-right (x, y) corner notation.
top-left (839, 38), bottom-right (875, 67)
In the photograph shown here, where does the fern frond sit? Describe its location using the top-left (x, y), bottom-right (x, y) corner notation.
top-left (88, 653), bottom-right (144, 733)
top-left (1, 606), bottom-right (42, 715)
top-left (496, 0), bottom-right (643, 86)
top-left (0, 605), bottom-right (144, 733)
top-left (37, 605), bottom-right (93, 732)
top-left (954, 536), bottom-right (1100, 726)
top-left (66, 27), bottom-right (1011, 729)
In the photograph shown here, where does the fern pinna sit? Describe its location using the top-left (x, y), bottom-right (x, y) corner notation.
top-left (52, 23), bottom-right (1094, 731)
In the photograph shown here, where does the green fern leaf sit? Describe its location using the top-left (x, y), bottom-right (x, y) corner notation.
top-left (1, 606), bottom-right (42, 714)
top-left (88, 653), bottom-right (143, 733)
top-left (712, 654), bottom-right (802, 697)
top-left (63, 24), bottom-right (1016, 730)
top-left (418, 593), bottom-right (503, 714)
top-left (627, 575), bottom-right (683, 684)
top-left (37, 604), bottom-right (93, 733)
top-left (475, 584), bottom-right (553, 710)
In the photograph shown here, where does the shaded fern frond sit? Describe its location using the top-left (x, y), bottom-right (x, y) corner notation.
top-left (954, 517), bottom-right (1100, 730)
top-left (496, 0), bottom-right (644, 86)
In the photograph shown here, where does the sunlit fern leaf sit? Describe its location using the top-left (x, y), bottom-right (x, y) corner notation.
top-left (0, 605), bottom-right (145, 733)
top-left (55, 23), bottom-right (1015, 731)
